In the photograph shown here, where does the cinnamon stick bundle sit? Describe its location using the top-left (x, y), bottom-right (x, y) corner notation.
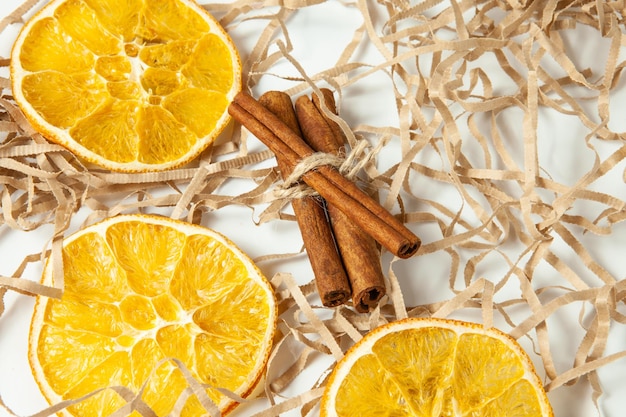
top-left (295, 90), bottom-right (386, 313)
top-left (259, 91), bottom-right (351, 307)
top-left (228, 92), bottom-right (421, 259)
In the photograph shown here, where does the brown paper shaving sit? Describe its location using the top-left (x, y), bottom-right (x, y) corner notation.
top-left (2, 0), bottom-right (626, 416)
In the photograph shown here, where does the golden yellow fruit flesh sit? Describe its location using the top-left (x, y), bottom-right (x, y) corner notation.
top-left (29, 214), bottom-right (276, 417)
top-left (11, 0), bottom-right (241, 172)
top-left (321, 318), bottom-right (554, 417)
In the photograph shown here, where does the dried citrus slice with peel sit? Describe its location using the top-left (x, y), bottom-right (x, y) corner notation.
top-left (321, 317), bottom-right (554, 417)
top-left (29, 214), bottom-right (276, 416)
top-left (10, 0), bottom-right (241, 172)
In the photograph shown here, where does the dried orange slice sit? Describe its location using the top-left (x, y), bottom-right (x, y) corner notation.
top-left (29, 214), bottom-right (276, 416)
top-left (321, 317), bottom-right (554, 417)
top-left (10, 0), bottom-right (241, 172)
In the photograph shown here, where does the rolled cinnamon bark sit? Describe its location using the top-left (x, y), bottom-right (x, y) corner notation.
top-left (259, 91), bottom-right (351, 307)
top-left (229, 92), bottom-right (421, 259)
top-left (295, 90), bottom-right (386, 313)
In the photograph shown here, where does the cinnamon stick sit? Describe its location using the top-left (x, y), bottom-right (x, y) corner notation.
top-left (310, 88), bottom-right (346, 150)
top-left (228, 92), bottom-right (421, 259)
top-left (296, 90), bottom-right (386, 313)
top-left (259, 91), bottom-right (351, 307)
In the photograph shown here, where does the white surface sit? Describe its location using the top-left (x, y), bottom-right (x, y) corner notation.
top-left (1, 1), bottom-right (626, 417)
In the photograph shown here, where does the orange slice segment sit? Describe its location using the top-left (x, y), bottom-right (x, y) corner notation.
top-left (321, 317), bottom-right (554, 417)
top-left (29, 214), bottom-right (277, 417)
top-left (11, 0), bottom-right (241, 172)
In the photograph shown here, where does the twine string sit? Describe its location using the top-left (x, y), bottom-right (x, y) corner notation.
top-left (273, 139), bottom-right (376, 199)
